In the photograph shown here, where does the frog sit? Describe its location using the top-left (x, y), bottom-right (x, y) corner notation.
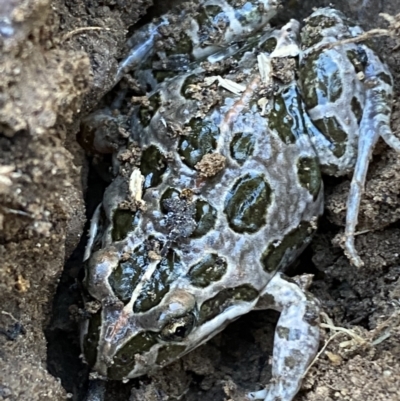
top-left (79, 4), bottom-right (398, 401)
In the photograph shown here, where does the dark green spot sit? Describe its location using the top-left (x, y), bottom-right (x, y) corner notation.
top-left (297, 157), bottom-right (322, 199)
top-left (108, 332), bottom-right (157, 379)
top-left (224, 173), bottom-right (272, 234)
top-left (368, 87), bottom-right (392, 116)
top-left (108, 244), bottom-right (148, 303)
top-left (269, 92), bottom-right (296, 144)
top-left (154, 70), bottom-right (176, 83)
top-left (304, 302), bottom-right (319, 325)
top-left (261, 221), bottom-right (316, 273)
top-left (276, 326), bottom-right (290, 340)
top-left (140, 145), bottom-right (167, 189)
top-left (260, 37), bottom-right (278, 53)
top-left (300, 51), bottom-right (343, 109)
top-left (284, 356), bottom-right (297, 369)
top-left (133, 250), bottom-right (182, 313)
top-left (165, 32), bottom-right (193, 57)
top-left (83, 310), bottom-right (101, 368)
top-left (191, 199), bottom-right (217, 238)
top-left (139, 92), bottom-right (161, 127)
top-left (269, 85), bottom-right (310, 144)
top-left (300, 30), bottom-right (323, 48)
top-left (230, 132), bottom-right (255, 164)
top-left (305, 14), bottom-right (337, 29)
top-left (277, 326), bottom-right (302, 342)
top-left (178, 118), bottom-right (219, 169)
top-left (156, 344), bottom-right (187, 367)
top-left (258, 293), bottom-right (275, 308)
top-left (351, 96), bottom-right (363, 124)
top-left (199, 285), bottom-right (259, 324)
top-left (112, 209), bottom-right (140, 242)
top-left (188, 254), bottom-right (227, 288)
top-left (377, 72), bottom-right (392, 86)
top-left (313, 117), bottom-right (347, 158)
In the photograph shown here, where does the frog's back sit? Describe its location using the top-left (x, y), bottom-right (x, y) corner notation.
top-left (83, 67), bottom-right (324, 380)
top-left (129, 67), bottom-right (324, 291)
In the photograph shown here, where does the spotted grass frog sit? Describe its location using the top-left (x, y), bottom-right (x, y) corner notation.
top-left (80, 4), bottom-right (398, 401)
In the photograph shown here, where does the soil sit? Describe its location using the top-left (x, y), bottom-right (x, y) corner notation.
top-left (1, 1), bottom-right (400, 401)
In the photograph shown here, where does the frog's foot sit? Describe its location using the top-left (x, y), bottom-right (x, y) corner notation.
top-left (343, 232), bottom-right (364, 268)
top-left (344, 47), bottom-right (400, 268)
top-left (248, 388), bottom-right (268, 400)
top-left (249, 273), bottom-right (320, 401)
top-left (116, 19), bottom-right (168, 83)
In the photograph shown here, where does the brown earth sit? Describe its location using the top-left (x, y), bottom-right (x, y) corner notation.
top-left (0, 0), bottom-right (400, 401)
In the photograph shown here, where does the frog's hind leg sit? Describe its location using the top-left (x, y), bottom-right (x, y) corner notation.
top-left (344, 48), bottom-right (400, 267)
top-left (247, 273), bottom-right (320, 401)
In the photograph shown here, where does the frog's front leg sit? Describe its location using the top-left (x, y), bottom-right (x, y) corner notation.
top-left (248, 273), bottom-right (320, 401)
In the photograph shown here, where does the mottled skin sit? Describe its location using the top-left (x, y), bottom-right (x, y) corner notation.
top-left (80, 4), bottom-right (396, 401)
top-left (83, 21), bottom-right (322, 397)
top-left (299, 8), bottom-right (400, 266)
top-left (117, 0), bottom-right (280, 83)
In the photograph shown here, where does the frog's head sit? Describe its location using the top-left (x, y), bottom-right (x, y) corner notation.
top-left (81, 246), bottom-right (259, 380)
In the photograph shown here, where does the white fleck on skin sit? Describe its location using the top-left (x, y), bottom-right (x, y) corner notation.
top-left (129, 168), bottom-right (145, 204)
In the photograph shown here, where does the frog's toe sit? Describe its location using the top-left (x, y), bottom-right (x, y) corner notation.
top-left (344, 235), bottom-right (364, 268)
top-left (247, 388), bottom-right (267, 400)
top-left (247, 381), bottom-right (304, 401)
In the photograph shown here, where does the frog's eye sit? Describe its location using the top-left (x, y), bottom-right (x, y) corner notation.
top-left (159, 314), bottom-right (195, 342)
